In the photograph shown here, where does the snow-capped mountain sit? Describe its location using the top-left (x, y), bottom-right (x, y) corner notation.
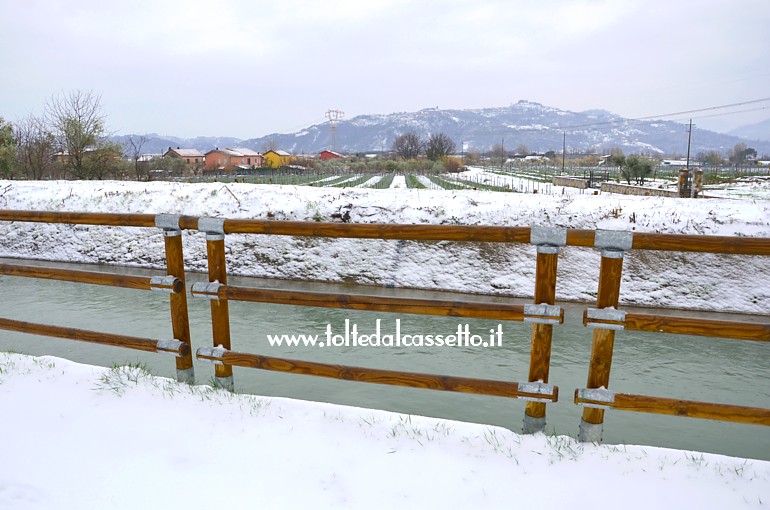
top-left (120, 100), bottom-right (770, 156)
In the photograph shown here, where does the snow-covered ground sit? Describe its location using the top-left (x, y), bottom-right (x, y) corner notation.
top-left (1, 178), bottom-right (769, 314)
top-left (1, 352), bottom-right (768, 510)
top-left (1, 179), bottom-right (770, 508)
top-left (389, 175), bottom-right (407, 188)
top-left (704, 176), bottom-right (770, 200)
top-left (357, 175), bottom-right (383, 188)
top-left (458, 166), bottom-right (578, 194)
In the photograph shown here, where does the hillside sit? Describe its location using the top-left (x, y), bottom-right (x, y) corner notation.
top-left (115, 101), bottom-right (770, 157)
top-left (728, 117), bottom-right (770, 142)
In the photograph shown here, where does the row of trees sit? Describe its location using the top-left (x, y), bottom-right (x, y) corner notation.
top-left (392, 131), bottom-right (457, 161)
top-left (0, 90), bottom-right (137, 181)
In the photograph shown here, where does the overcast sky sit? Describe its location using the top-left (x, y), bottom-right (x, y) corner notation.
top-left (2, 0), bottom-right (769, 139)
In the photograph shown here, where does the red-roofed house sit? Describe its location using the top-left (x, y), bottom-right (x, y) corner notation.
top-left (319, 150), bottom-right (345, 161)
top-left (163, 147), bottom-right (205, 165)
top-left (204, 148), bottom-right (263, 172)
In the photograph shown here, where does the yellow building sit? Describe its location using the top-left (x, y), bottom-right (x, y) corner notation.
top-left (263, 149), bottom-right (292, 168)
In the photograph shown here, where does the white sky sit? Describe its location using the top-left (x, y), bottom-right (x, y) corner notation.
top-left (2, 0), bottom-right (769, 138)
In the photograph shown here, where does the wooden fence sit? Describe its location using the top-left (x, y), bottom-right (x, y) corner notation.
top-left (0, 211), bottom-right (195, 383)
top-left (0, 209), bottom-right (768, 442)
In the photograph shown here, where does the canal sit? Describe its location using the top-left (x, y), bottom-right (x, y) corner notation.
top-left (1, 258), bottom-right (768, 461)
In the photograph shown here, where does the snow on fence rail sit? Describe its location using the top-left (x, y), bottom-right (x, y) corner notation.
top-left (0, 209), bottom-right (769, 442)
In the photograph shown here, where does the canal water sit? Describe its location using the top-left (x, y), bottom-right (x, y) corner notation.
top-left (1, 258), bottom-right (768, 461)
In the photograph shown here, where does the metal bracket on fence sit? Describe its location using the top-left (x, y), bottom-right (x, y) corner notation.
top-left (523, 303), bottom-right (563, 324)
top-left (584, 307), bottom-right (626, 330)
top-left (155, 214), bottom-right (181, 237)
top-left (517, 381), bottom-right (557, 403)
top-left (530, 226), bottom-right (567, 254)
top-left (575, 387), bottom-right (616, 409)
top-left (196, 346), bottom-right (229, 365)
top-left (150, 275), bottom-right (182, 294)
top-left (594, 230), bottom-right (633, 258)
top-left (154, 339), bottom-right (188, 357)
top-left (199, 217), bottom-right (226, 240)
top-left (190, 281), bottom-right (223, 300)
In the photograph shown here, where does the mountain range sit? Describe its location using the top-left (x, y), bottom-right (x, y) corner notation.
top-left (727, 117), bottom-right (770, 141)
top-left (117, 100), bottom-right (770, 157)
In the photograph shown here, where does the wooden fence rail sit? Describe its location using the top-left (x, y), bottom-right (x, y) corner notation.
top-left (574, 389), bottom-right (770, 426)
top-left (1, 208), bottom-right (769, 443)
top-left (3, 209), bottom-right (770, 254)
top-left (583, 309), bottom-right (770, 342)
top-left (196, 346), bottom-right (557, 401)
top-left (0, 317), bottom-right (189, 356)
top-left (0, 263), bottom-right (183, 293)
top-left (189, 282), bottom-right (563, 322)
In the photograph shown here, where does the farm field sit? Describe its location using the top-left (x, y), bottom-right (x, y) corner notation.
top-left (187, 164), bottom-right (770, 199)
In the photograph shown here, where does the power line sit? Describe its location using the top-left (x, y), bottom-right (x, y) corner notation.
top-left (437, 97), bottom-right (770, 138)
top-left (561, 97), bottom-right (770, 131)
top-left (635, 97), bottom-right (770, 121)
top-left (663, 105), bottom-right (770, 124)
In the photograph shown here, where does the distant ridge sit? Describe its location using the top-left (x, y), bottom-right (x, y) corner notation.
top-left (114, 101), bottom-right (770, 156)
top-left (727, 117), bottom-right (770, 142)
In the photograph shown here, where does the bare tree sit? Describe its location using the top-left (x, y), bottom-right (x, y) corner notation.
top-left (45, 90), bottom-right (111, 179)
top-left (126, 134), bottom-right (150, 181)
top-left (698, 150), bottom-right (724, 166)
top-left (464, 148), bottom-right (481, 165)
top-left (0, 117), bottom-right (15, 178)
top-left (14, 114), bottom-right (57, 179)
top-left (490, 143), bottom-right (505, 159)
top-left (392, 131), bottom-right (422, 159)
top-left (261, 139), bottom-right (278, 153)
top-left (426, 132), bottom-right (456, 161)
top-left (515, 144), bottom-right (530, 155)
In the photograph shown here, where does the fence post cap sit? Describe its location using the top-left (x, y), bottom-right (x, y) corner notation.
top-left (198, 217), bottom-right (225, 236)
top-left (594, 229), bottom-right (633, 253)
top-left (155, 214), bottom-right (181, 231)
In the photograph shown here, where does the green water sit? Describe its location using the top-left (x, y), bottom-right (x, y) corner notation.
top-left (1, 258), bottom-right (768, 461)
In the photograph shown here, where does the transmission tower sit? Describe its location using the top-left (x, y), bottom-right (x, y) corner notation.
top-left (325, 109), bottom-right (344, 151)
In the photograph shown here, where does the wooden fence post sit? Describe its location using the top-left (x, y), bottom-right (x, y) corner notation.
top-left (200, 217), bottom-right (234, 391)
top-left (156, 214), bottom-right (195, 384)
top-left (578, 230), bottom-right (631, 442)
top-left (523, 227), bottom-right (565, 433)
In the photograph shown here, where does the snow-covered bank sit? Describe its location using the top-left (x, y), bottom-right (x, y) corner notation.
top-left (1, 352), bottom-right (768, 510)
top-left (1, 179), bottom-right (769, 313)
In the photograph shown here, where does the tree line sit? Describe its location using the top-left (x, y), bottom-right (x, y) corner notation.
top-left (0, 90), bottom-right (164, 181)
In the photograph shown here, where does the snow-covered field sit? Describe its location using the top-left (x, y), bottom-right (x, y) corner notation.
top-left (1, 178), bottom-right (769, 314)
top-left (1, 352), bottom-right (768, 510)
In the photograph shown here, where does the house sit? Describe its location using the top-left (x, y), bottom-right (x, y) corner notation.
top-left (319, 150), bottom-right (344, 161)
top-left (263, 149), bottom-right (292, 168)
top-left (163, 147), bottom-right (205, 165)
top-left (204, 148), bottom-right (263, 172)
top-left (661, 159), bottom-right (701, 167)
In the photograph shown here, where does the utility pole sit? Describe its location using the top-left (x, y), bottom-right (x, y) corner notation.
top-left (501, 138), bottom-right (505, 171)
top-left (679, 119), bottom-right (694, 198)
top-left (562, 131), bottom-right (566, 173)
top-left (685, 119), bottom-right (693, 170)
